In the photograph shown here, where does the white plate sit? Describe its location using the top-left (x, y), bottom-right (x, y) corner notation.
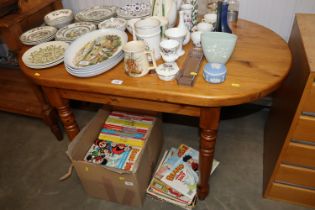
top-left (25, 59), bottom-right (64, 69)
top-left (55, 22), bottom-right (96, 42)
top-left (117, 2), bottom-right (151, 19)
top-left (65, 51), bottom-right (123, 73)
top-left (64, 29), bottom-right (127, 69)
top-left (22, 41), bottom-right (69, 67)
top-left (65, 52), bottom-right (124, 77)
top-left (20, 26), bottom-right (57, 44)
top-left (75, 6), bottom-right (116, 22)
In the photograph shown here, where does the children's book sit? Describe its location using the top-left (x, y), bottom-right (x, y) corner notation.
top-left (161, 145), bottom-right (200, 199)
top-left (84, 139), bottom-right (141, 171)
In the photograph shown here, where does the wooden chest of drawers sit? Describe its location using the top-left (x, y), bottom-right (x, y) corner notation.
top-left (263, 14), bottom-right (315, 208)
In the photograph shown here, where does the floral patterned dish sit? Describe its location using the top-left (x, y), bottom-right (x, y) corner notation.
top-left (55, 22), bottom-right (97, 42)
top-left (19, 26), bottom-right (57, 45)
top-left (64, 29), bottom-right (127, 69)
top-left (44, 9), bottom-right (73, 25)
top-left (22, 41), bottom-right (69, 69)
top-left (117, 2), bottom-right (151, 19)
top-left (75, 6), bottom-right (116, 23)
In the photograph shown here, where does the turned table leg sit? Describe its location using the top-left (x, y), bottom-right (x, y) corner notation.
top-left (42, 87), bottom-right (80, 141)
top-left (198, 107), bottom-right (221, 200)
top-left (30, 84), bottom-right (63, 140)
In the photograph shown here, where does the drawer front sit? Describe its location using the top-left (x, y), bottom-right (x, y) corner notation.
top-left (268, 182), bottom-right (315, 207)
top-left (282, 142), bottom-right (315, 168)
top-left (292, 116), bottom-right (315, 143)
top-left (275, 164), bottom-right (315, 188)
top-left (302, 80), bottom-right (315, 113)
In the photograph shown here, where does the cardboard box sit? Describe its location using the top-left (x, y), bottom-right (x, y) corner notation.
top-left (67, 109), bottom-right (163, 207)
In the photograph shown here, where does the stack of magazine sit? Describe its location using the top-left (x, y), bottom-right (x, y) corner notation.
top-left (84, 111), bottom-right (155, 171)
top-left (147, 144), bottom-right (219, 209)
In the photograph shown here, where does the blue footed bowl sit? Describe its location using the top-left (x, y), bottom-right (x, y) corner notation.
top-left (201, 32), bottom-right (238, 64)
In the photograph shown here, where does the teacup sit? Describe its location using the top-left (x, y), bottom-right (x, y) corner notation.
top-left (202, 13), bottom-right (217, 24)
top-left (164, 27), bottom-right (187, 57)
top-left (160, 39), bottom-right (179, 63)
top-left (196, 22), bottom-right (213, 32)
top-left (123, 41), bottom-right (157, 77)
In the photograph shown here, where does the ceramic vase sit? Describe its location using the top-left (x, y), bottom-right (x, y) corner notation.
top-left (177, 10), bottom-right (190, 45)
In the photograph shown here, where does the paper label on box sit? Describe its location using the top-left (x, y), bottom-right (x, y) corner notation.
top-left (124, 181), bottom-right (134, 186)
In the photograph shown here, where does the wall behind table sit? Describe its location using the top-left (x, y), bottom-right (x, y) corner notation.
top-left (62, 0), bottom-right (315, 41)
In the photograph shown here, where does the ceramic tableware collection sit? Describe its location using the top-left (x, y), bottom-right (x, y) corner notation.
top-left (21, 1), bottom-right (238, 83)
top-left (64, 29), bottom-right (128, 77)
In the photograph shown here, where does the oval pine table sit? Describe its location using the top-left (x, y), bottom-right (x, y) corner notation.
top-left (19, 19), bottom-right (292, 200)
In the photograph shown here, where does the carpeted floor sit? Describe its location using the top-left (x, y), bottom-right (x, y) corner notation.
top-left (0, 106), bottom-right (311, 210)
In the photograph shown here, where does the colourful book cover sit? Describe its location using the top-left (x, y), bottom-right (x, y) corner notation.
top-left (98, 133), bottom-right (145, 147)
top-left (109, 111), bottom-right (155, 124)
top-left (105, 116), bottom-right (153, 129)
top-left (122, 146), bottom-right (142, 171)
top-left (148, 149), bottom-right (194, 204)
top-left (103, 124), bottom-right (148, 135)
top-left (161, 146), bottom-right (199, 199)
top-left (100, 128), bottom-right (146, 140)
top-left (84, 140), bottom-right (136, 171)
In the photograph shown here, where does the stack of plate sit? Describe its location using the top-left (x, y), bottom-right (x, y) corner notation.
top-left (64, 29), bottom-right (127, 77)
top-left (44, 9), bottom-right (74, 29)
top-left (22, 41), bottom-right (69, 69)
top-left (117, 2), bottom-right (151, 19)
top-left (55, 22), bottom-right (97, 42)
top-left (75, 6), bottom-right (117, 24)
top-left (19, 26), bottom-right (57, 45)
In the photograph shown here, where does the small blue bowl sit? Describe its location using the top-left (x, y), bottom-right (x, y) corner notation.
top-left (203, 63), bottom-right (227, 84)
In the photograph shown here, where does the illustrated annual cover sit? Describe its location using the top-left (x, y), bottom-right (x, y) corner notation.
top-left (84, 139), bottom-right (142, 171)
top-left (161, 145), bottom-right (200, 199)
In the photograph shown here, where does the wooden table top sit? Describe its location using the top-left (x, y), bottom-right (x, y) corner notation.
top-left (20, 19), bottom-right (292, 107)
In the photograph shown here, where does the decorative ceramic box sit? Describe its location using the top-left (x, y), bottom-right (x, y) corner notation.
top-left (203, 63), bottom-right (226, 84)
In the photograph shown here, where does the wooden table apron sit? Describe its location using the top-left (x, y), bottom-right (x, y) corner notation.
top-left (19, 20), bottom-right (292, 200)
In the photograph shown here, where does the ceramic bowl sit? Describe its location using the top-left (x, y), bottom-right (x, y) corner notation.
top-left (98, 18), bottom-right (127, 31)
top-left (44, 9), bottom-right (74, 29)
top-left (201, 32), bottom-right (237, 64)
